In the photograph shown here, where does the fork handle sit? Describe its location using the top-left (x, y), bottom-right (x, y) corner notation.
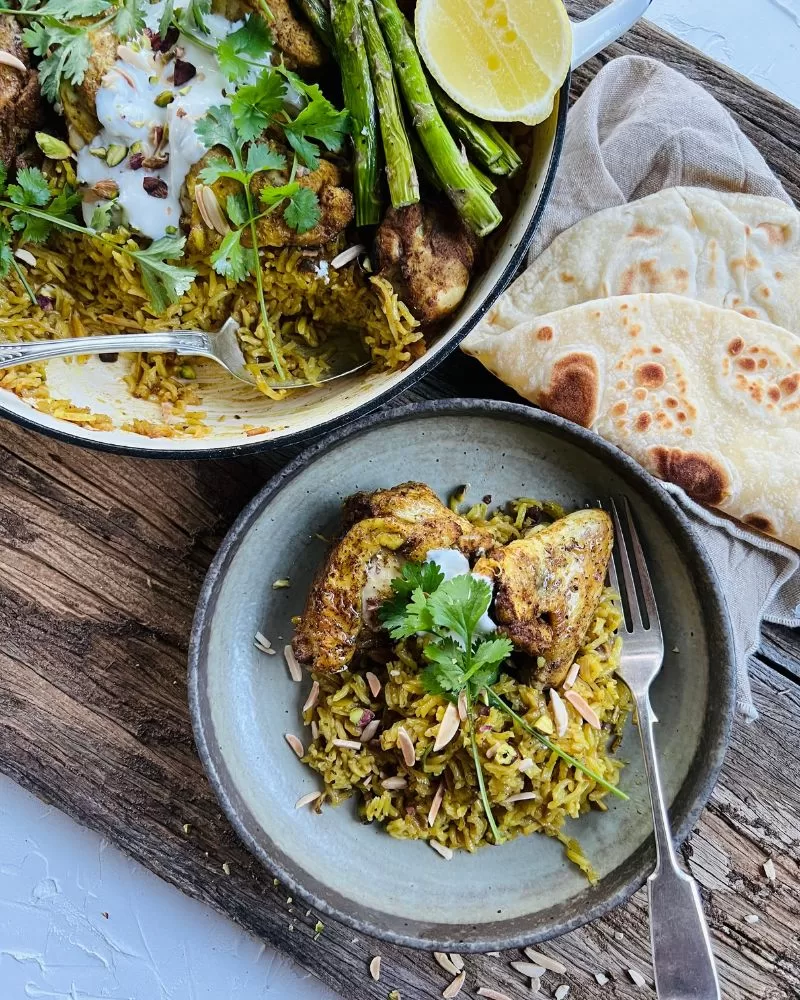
top-left (0, 331), bottom-right (212, 369)
top-left (635, 691), bottom-right (721, 1000)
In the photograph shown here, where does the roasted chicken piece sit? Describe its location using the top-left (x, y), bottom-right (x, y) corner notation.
top-left (474, 509), bottom-right (613, 689)
top-left (59, 26), bottom-right (117, 143)
top-left (0, 15), bottom-right (41, 168)
top-left (374, 202), bottom-right (479, 325)
top-left (293, 483), bottom-right (493, 673)
top-left (213, 0), bottom-right (326, 69)
top-left (184, 149), bottom-right (354, 251)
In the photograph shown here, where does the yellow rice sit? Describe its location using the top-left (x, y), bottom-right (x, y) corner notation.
top-left (0, 228), bottom-right (421, 433)
top-left (301, 498), bottom-right (631, 878)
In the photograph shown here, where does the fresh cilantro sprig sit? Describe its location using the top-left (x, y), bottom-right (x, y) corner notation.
top-left (0, 166), bottom-right (196, 312)
top-left (377, 562), bottom-right (629, 842)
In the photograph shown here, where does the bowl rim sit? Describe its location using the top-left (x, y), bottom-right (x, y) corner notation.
top-left (0, 81), bottom-right (569, 460)
top-left (188, 398), bottom-right (737, 952)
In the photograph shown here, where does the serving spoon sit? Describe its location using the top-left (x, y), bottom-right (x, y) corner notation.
top-left (0, 317), bottom-right (371, 390)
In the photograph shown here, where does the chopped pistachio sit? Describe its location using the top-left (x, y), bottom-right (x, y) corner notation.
top-left (89, 146), bottom-right (108, 159)
top-left (182, 823), bottom-right (191, 834)
top-left (165, 224), bottom-right (178, 235)
top-left (129, 140), bottom-right (143, 155)
top-left (272, 578), bottom-right (291, 589)
top-left (388, 991), bottom-right (401, 1000)
top-left (35, 132), bottom-right (73, 160)
top-left (534, 714), bottom-right (554, 734)
top-left (179, 364), bottom-right (196, 379)
top-left (222, 862), bottom-right (231, 875)
top-left (105, 143), bottom-right (128, 167)
top-left (154, 90), bottom-right (175, 107)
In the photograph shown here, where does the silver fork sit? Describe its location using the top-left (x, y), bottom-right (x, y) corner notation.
top-left (0, 318), bottom-right (370, 390)
top-left (603, 496), bottom-right (721, 1000)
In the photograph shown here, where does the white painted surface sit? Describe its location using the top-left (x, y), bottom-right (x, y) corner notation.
top-left (2, 3), bottom-right (799, 998)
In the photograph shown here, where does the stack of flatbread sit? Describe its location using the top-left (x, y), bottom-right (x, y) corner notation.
top-left (463, 187), bottom-right (800, 549)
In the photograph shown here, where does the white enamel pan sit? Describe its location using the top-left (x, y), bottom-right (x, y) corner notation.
top-left (0, 0), bottom-right (652, 457)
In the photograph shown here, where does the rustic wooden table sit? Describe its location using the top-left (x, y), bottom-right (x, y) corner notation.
top-left (1, 6), bottom-right (799, 1000)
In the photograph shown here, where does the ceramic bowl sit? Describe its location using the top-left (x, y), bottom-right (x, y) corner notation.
top-left (188, 399), bottom-right (735, 951)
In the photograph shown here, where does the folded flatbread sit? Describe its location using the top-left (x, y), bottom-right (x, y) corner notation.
top-left (468, 187), bottom-right (800, 337)
top-left (464, 293), bottom-right (800, 548)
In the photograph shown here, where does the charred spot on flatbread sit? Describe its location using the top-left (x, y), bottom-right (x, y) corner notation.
top-left (743, 513), bottom-right (775, 534)
top-left (537, 352), bottom-right (599, 428)
top-left (758, 222), bottom-right (791, 245)
top-left (648, 446), bottom-right (731, 505)
top-left (635, 362), bottom-right (666, 389)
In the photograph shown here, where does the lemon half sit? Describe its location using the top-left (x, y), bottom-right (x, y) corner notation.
top-left (415, 0), bottom-right (572, 126)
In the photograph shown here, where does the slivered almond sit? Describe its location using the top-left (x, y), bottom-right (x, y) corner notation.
top-left (517, 758), bottom-right (534, 773)
top-left (302, 680), bottom-right (320, 713)
top-left (510, 961), bottom-right (545, 978)
top-left (549, 688), bottom-right (569, 737)
top-left (485, 743), bottom-right (498, 760)
top-left (330, 243), bottom-right (365, 269)
top-left (284, 733), bottom-right (304, 758)
top-left (434, 953), bottom-right (459, 976)
top-left (14, 248), bottom-right (36, 267)
top-left (366, 671), bottom-right (382, 698)
top-left (284, 644), bottom-right (302, 682)
top-left (194, 183), bottom-right (230, 236)
top-left (564, 690), bottom-right (601, 729)
top-left (433, 702), bottom-right (460, 751)
top-left (427, 781), bottom-right (445, 827)
top-left (763, 858), bottom-right (777, 881)
top-left (449, 954), bottom-right (464, 972)
top-left (381, 776), bottom-right (407, 790)
top-left (457, 690), bottom-right (467, 721)
top-left (502, 792), bottom-right (538, 805)
top-left (442, 971), bottom-right (465, 998)
top-left (523, 949), bottom-right (567, 974)
top-left (563, 662), bottom-right (580, 689)
top-left (333, 738), bottom-right (362, 750)
top-left (369, 956), bottom-right (381, 981)
top-left (310, 720), bottom-right (319, 740)
top-left (295, 791), bottom-right (321, 809)
top-left (628, 969), bottom-right (647, 988)
top-left (360, 719), bottom-right (380, 743)
top-left (397, 726), bottom-right (416, 767)
top-left (554, 986), bottom-right (570, 1000)
top-left (477, 990), bottom-right (513, 1000)
top-left (429, 839), bottom-right (453, 860)
top-left (0, 50), bottom-right (28, 73)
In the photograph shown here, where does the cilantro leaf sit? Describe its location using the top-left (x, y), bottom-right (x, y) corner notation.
top-left (466, 636), bottom-right (514, 692)
top-left (258, 180), bottom-right (297, 209)
top-left (421, 639), bottom-right (466, 700)
top-left (210, 228), bottom-right (256, 282)
top-left (90, 202), bottom-right (113, 232)
top-left (129, 235), bottom-right (197, 313)
top-left (194, 105), bottom-right (240, 155)
top-left (383, 586), bottom-right (434, 639)
top-left (390, 561), bottom-right (445, 599)
top-left (0, 225), bottom-right (13, 279)
top-left (230, 69), bottom-right (286, 143)
top-left (226, 192), bottom-right (248, 227)
top-left (197, 156), bottom-right (246, 186)
top-left (283, 132), bottom-right (320, 171)
top-left (283, 90), bottom-right (350, 169)
top-left (23, 20), bottom-right (92, 102)
top-left (246, 142), bottom-right (285, 174)
top-left (217, 13), bottom-right (272, 81)
top-left (284, 186), bottom-right (320, 234)
top-left (176, 0), bottom-right (211, 33)
top-left (0, 162), bottom-right (7, 196)
top-left (114, 0), bottom-right (146, 40)
top-left (7, 167), bottom-right (52, 208)
top-left (428, 575), bottom-right (493, 648)
top-left (34, 0), bottom-right (111, 16)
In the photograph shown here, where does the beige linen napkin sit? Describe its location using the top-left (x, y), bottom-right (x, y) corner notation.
top-left (486, 55), bottom-right (800, 720)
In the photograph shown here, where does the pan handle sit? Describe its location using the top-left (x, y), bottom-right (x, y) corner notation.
top-left (571, 0), bottom-right (653, 68)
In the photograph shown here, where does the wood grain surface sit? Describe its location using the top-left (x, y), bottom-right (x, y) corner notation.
top-left (2, 6), bottom-right (800, 1000)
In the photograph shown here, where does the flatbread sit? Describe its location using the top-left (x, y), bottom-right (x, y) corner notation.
top-left (463, 293), bottom-right (800, 548)
top-left (467, 187), bottom-right (800, 338)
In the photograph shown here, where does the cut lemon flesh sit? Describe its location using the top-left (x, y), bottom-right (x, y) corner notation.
top-left (415, 0), bottom-right (572, 125)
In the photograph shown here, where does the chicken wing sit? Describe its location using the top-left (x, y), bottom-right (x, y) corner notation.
top-left (473, 509), bottom-right (613, 688)
top-left (59, 26), bottom-right (117, 143)
top-left (293, 483), bottom-right (493, 673)
top-left (0, 15), bottom-right (40, 169)
top-left (374, 202), bottom-right (478, 325)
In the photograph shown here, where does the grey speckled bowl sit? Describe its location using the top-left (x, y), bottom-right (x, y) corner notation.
top-left (188, 399), bottom-right (735, 952)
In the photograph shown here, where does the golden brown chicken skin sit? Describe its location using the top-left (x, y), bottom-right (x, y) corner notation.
top-left (0, 15), bottom-right (41, 168)
top-left (213, 0), bottom-right (326, 69)
top-left (293, 483), bottom-right (493, 673)
top-left (59, 26), bottom-right (117, 143)
top-left (184, 149), bottom-right (354, 251)
top-left (374, 202), bottom-right (479, 325)
top-left (473, 509), bottom-right (613, 688)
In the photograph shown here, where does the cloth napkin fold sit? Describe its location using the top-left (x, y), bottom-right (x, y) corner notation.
top-left (515, 55), bottom-right (800, 719)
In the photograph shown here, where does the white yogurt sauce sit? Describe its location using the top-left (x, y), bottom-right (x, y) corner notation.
top-left (425, 548), bottom-right (496, 635)
top-left (76, 0), bottom-right (301, 240)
